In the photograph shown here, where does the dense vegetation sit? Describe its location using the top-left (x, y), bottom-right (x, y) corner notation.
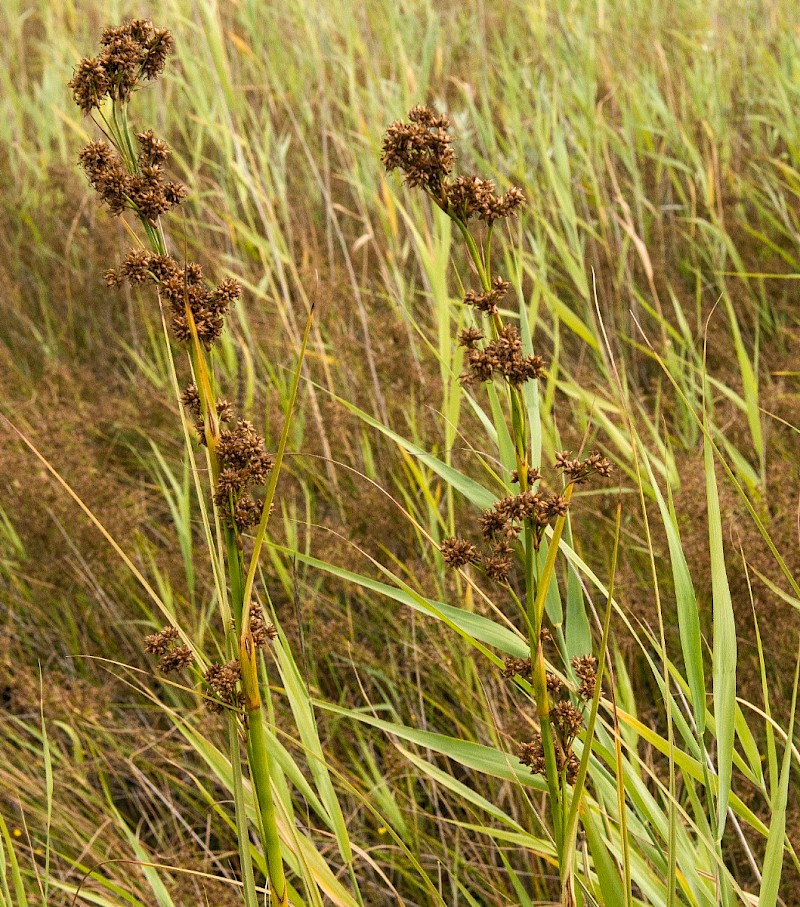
top-left (1, 1), bottom-right (799, 904)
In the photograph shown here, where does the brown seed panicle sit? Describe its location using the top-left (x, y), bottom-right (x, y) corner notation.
top-left (560, 751), bottom-right (581, 785)
top-left (105, 250), bottom-right (241, 347)
top-left (143, 626), bottom-right (194, 674)
top-left (520, 697), bottom-right (586, 786)
top-left (461, 325), bottom-right (546, 387)
top-left (213, 420), bottom-right (275, 532)
top-left (463, 277), bottom-right (511, 315)
top-left (144, 626), bottom-right (179, 655)
top-left (572, 654), bottom-right (599, 701)
top-left (381, 107), bottom-right (525, 224)
top-left (204, 661), bottom-right (244, 713)
top-left (250, 602), bottom-right (278, 648)
top-left (381, 106), bottom-right (455, 198)
top-left (479, 489), bottom-right (570, 551)
top-left (554, 450), bottom-right (614, 484)
top-left (440, 536), bottom-right (479, 568)
top-left (501, 657), bottom-right (532, 679)
top-left (447, 177), bottom-right (525, 225)
top-left (546, 672), bottom-right (563, 695)
top-left (72, 25), bottom-right (185, 227)
top-left (179, 384), bottom-right (233, 444)
top-left (457, 326), bottom-right (484, 349)
top-left (551, 700), bottom-right (584, 742)
top-left (77, 134), bottom-right (186, 224)
top-left (441, 484), bottom-right (573, 585)
top-left (159, 645), bottom-right (194, 674)
top-left (519, 735), bottom-right (545, 775)
top-left (69, 19), bottom-right (174, 113)
top-left (483, 551), bottom-right (513, 582)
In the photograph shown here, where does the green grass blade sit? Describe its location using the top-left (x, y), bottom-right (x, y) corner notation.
top-left (757, 643), bottom-right (800, 907)
top-left (704, 424), bottom-right (737, 841)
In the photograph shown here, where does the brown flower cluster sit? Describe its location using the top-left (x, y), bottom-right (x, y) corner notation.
top-left (501, 657), bottom-right (532, 679)
top-left (572, 654), bottom-right (599, 701)
top-left (72, 22), bottom-right (186, 227)
top-left (381, 106), bottom-right (454, 197)
top-left (518, 654), bottom-right (599, 785)
top-left (487, 485), bottom-right (568, 549)
top-left (106, 249), bottom-right (241, 346)
top-left (204, 661), bottom-right (245, 713)
top-left (441, 484), bottom-right (569, 583)
top-left (447, 176), bottom-right (525, 225)
top-left (78, 138), bottom-right (186, 223)
top-left (463, 277), bottom-right (511, 315)
top-left (180, 383), bottom-right (233, 443)
top-left (69, 19), bottom-right (174, 113)
top-left (554, 450), bottom-right (613, 484)
top-left (144, 626), bottom-right (194, 674)
top-left (442, 444), bottom-right (614, 585)
top-left (519, 736), bottom-right (547, 775)
top-left (460, 324), bottom-right (546, 387)
top-left (250, 602), bottom-right (277, 648)
top-left (180, 392), bottom-right (274, 535)
top-left (381, 107), bottom-right (524, 224)
top-left (440, 537), bottom-right (479, 568)
top-left (213, 420), bottom-right (275, 532)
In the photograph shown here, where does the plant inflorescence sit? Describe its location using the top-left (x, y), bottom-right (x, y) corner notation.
top-left (70, 19), bottom-right (292, 907)
top-left (382, 105), bottom-right (614, 903)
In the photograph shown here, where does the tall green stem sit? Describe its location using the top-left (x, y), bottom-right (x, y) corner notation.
top-left (107, 96), bottom-right (288, 905)
top-left (240, 634), bottom-right (289, 906)
top-left (456, 215), bottom-right (568, 875)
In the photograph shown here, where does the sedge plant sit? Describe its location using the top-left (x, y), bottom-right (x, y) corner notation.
top-left (68, 21), bottom-right (310, 907)
top-left (381, 106), bottom-right (616, 904)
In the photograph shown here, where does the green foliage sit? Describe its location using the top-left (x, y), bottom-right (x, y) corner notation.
top-left (1, 0), bottom-right (799, 904)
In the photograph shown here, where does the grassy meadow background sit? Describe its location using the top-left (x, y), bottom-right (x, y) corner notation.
top-left (2, 0), bottom-right (800, 903)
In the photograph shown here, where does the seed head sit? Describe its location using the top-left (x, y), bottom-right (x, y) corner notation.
top-left (546, 672), bottom-right (563, 695)
top-left (551, 700), bottom-right (584, 740)
top-left (479, 507), bottom-right (511, 541)
top-left (159, 645), bottom-right (194, 673)
top-left (457, 326), bottom-right (483, 349)
top-left (231, 494), bottom-right (263, 532)
top-left (381, 106), bottom-right (455, 197)
top-left (205, 660), bottom-right (240, 697)
top-left (446, 176), bottom-right (498, 222)
top-left (79, 20), bottom-right (174, 110)
top-left (144, 625), bottom-right (179, 655)
top-left (461, 325), bottom-right (545, 387)
top-left (180, 383), bottom-right (202, 418)
top-left (561, 751), bottom-right (580, 785)
top-left (463, 276), bottom-right (511, 315)
top-left (519, 735), bottom-right (545, 774)
top-left (440, 536), bottom-right (479, 568)
top-left (483, 551), bottom-right (512, 582)
top-left (69, 57), bottom-right (110, 113)
top-left (572, 654), bottom-right (599, 700)
top-left (137, 129), bottom-right (170, 166)
top-left (446, 177), bottom-right (525, 224)
top-left (555, 450), bottom-right (614, 484)
top-left (250, 603), bottom-right (277, 648)
top-left (501, 657), bottom-right (531, 679)
top-left (216, 398), bottom-right (233, 423)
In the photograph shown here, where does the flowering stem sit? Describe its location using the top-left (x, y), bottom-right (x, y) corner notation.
top-left (456, 212), bottom-right (568, 864)
top-left (528, 484), bottom-right (574, 864)
top-left (111, 92), bottom-right (287, 907)
top-left (240, 632), bottom-right (288, 907)
top-left (454, 217), bottom-right (489, 292)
